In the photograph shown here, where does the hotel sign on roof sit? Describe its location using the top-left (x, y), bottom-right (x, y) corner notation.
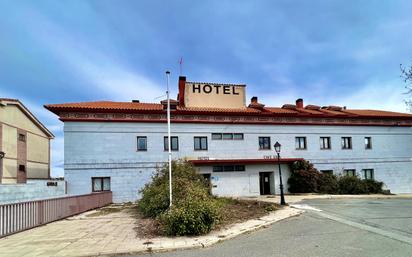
top-left (184, 81), bottom-right (246, 109)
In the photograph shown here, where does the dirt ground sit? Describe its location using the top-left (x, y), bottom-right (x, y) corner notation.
top-left (90, 198), bottom-right (280, 238)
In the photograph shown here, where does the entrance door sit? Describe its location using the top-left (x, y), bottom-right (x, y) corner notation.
top-left (259, 172), bottom-right (272, 195)
top-left (202, 174), bottom-right (212, 194)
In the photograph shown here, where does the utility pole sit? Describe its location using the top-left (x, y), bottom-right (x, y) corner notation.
top-left (166, 71), bottom-right (173, 207)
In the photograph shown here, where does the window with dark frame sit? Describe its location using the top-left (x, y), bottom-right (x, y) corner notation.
top-left (343, 169), bottom-right (356, 177)
top-left (259, 137), bottom-right (271, 150)
top-left (341, 137), bottom-right (352, 149)
top-left (321, 170), bottom-right (333, 175)
top-left (213, 165), bottom-right (245, 172)
top-left (136, 136), bottom-right (147, 151)
top-left (194, 136), bottom-right (208, 150)
top-left (365, 137), bottom-right (372, 149)
top-left (295, 137), bottom-right (307, 150)
top-left (211, 133), bottom-right (244, 140)
top-left (222, 133), bottom-right (233, 140)
top-left (18, 134), bottom-right (26, 142)
top-left (18, 165), bottom-right (25, 172)
top-left (320, 137), bottom-right (331, 150)
top-left (92, 177), bottom-right (110, 192)
top-left (212, 133), bottom-right (222, 140)
top-left (164, 136), bottom-right (179, 151)
top-left (363, 169), bottom-right (374, 180)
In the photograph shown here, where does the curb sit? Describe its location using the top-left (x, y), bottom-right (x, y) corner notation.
top-left (90, 207), bottom-right (304, 257)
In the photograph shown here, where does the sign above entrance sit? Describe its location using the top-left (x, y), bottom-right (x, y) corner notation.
top-left (184, 81), bottom-right (246, 109)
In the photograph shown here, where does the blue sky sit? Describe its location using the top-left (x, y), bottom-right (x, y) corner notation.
top-left (1, 0), bottom-right (412, 177)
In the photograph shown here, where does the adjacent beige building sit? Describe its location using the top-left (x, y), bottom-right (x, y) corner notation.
top-left (0, 98), bottom-right (54, 184)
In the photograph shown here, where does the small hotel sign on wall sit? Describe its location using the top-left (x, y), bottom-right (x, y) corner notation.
top-left (184, 82), bottom-right (246, 109)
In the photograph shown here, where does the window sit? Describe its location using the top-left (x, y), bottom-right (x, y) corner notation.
top-left (233, 133), bottom-right (244, 140)
top-left (259, 137), bottom-right (271, 150)
top-left (295, 137), bottom-right (307, 150)
top-left (363, 169), bottom-right (374, 180)
top-left (194, 137), bottom-right (208, 150)
top-left (321, 170), bottom-right (333, 175)
top-left (18, 165), bottom-right (25, 172)
top-left (320, 137), bottom-right (331, 150)
top-left (212, 133), bottom-right (222, 140)
top-left (343, 169), bottom-right (356, 177)
top-left (213, 165), bottom-right (245, 172)
top-left (137, 136), bottom-right (147, 151)
top-left (365, 137), bottom-right (372, 149)
top-left (164, 136), bottom-right (179, 151)
top-left (92, 177), bottom-right (111, 192)
top-left (341, 137), bottom-right (352, 149)
top-left (222, 133), bottom-right (233, 140)
top-left (18, 134), bottom-right (26, 142)
top-left (211, 133), bottom-right (244, 140)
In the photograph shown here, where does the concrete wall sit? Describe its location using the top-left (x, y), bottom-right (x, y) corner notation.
top-left (63, 122), bottom-right (412, 202)
top-left (0, 179), bottom-right (66, 204)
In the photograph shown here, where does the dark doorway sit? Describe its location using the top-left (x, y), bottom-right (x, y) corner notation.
top-left (259, 172), bottom-right (272, 195)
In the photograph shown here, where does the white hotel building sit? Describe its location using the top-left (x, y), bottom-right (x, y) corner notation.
top-left (45, 77), bottom-right (412, 203)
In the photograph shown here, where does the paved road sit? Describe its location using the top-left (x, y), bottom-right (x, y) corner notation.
top-left (134, 198), bottom-right (412, 257)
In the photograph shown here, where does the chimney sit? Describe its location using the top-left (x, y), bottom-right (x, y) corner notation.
top-left (161, 99), bottom-right (178, 110)
top-left (178, 76), bottom-right (186, 107)
top-left (248, 96), bottom-right (265, 110)
top-left (251, 96), bottom-right (258, 104)
top-left (132, 100), bottom-right (140, 103)
top-left (296, 98), bottom-right (303, 108)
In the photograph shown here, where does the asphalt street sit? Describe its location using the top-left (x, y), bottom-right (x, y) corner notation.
top-left (133, 198), bottom-right (412, 257)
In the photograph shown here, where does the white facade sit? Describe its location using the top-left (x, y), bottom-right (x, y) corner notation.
top-left (64, 121), bottom-right (412, 203)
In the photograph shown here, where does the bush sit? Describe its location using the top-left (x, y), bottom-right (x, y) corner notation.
top-left (160, 199), bottom-right (220, 236)
top-left (362, 179), bottom-right (384, 194)
top-left (288, 160), bottom-right (321, 193)
top-left (337, 175), bottom-right (368, 194)
top-left (138, 160), bottom-right (210, 217)
top-left (318, 173), bottom-right (338, 194)
top-left (138, 160), bottom-right (220, 235)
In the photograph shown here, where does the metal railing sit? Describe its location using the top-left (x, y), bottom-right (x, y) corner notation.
top-left (0, 191), bottom-right (112, 238)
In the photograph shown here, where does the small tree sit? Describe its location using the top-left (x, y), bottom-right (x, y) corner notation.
top-left (288, 160), bottom-right (321, 193)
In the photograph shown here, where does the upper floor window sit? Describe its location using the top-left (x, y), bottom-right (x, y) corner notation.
top-left (212, 133), bottom-right (244, 140)
top-left (258, 137), bottom-right (271, 150)
top-left (320, 137), bottom-right (331, 150)
top-left (92, 177), bottom-right (110, 192)
top-left (363, 169), bottom-right (374, 180)
top-left (343, 169), bottom-right (356, 177)
top-left (18, 165), bottom-right (25, 172)
top-left (341, 137), bottom-right (352, 149)
top-left (164, 136), bottom-right (179, 151)
top-left (365, 137), bottom-right (372, 149)
top-left (194, 137), bottom-right (208, 150)
top-left (18, 134), bottom-right (26, 142)
top-left (295, 137), bottom-right (307, 150)
top-left (137, 136), bottom-right (147, 151)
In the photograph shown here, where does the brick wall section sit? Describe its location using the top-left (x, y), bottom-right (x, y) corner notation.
top-left (16, 128), bottom-right (27, 183)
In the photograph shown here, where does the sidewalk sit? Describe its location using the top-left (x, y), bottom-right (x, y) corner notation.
top-left (240, 193), bottom-right (412, 204)
top-left (0, 204), bottom-right (302, 257)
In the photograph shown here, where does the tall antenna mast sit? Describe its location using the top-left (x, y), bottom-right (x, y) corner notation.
top-left (166, 71), bottom-right (173, 207)
top-left (179, 57), bottom-right (183, 76)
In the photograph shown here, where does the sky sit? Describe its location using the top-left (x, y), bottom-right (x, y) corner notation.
top-left (1, 0), bottom-right (412, 177)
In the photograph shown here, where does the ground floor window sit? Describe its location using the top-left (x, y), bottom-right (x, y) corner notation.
top-left (321, 170), bottom-right (333, 175)
top-left (363, 169), bottom-right (374, 180)
top-left (92, 177), bottom-right (111, 192)
top-left (343, 169), bottom-right (356, 177)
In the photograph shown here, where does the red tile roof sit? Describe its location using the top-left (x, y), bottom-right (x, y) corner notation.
top-left (44, 100), bottom-right (412, 119)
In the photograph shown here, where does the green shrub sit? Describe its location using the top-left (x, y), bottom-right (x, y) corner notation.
top-left (138, 160), bottom-right (221, 235)
top-left (138, 160), bottom-right (211, 217)
top-left (337, 175), bottom-right (367, 194)
top-left (362, 179), bottom-right (384, 194)
top-left (160, 199), bottom-right (220, 236)
top-left (288, 160), bottom-right (321, 193)
top-left (318, 173), bottom-right (338, 194)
